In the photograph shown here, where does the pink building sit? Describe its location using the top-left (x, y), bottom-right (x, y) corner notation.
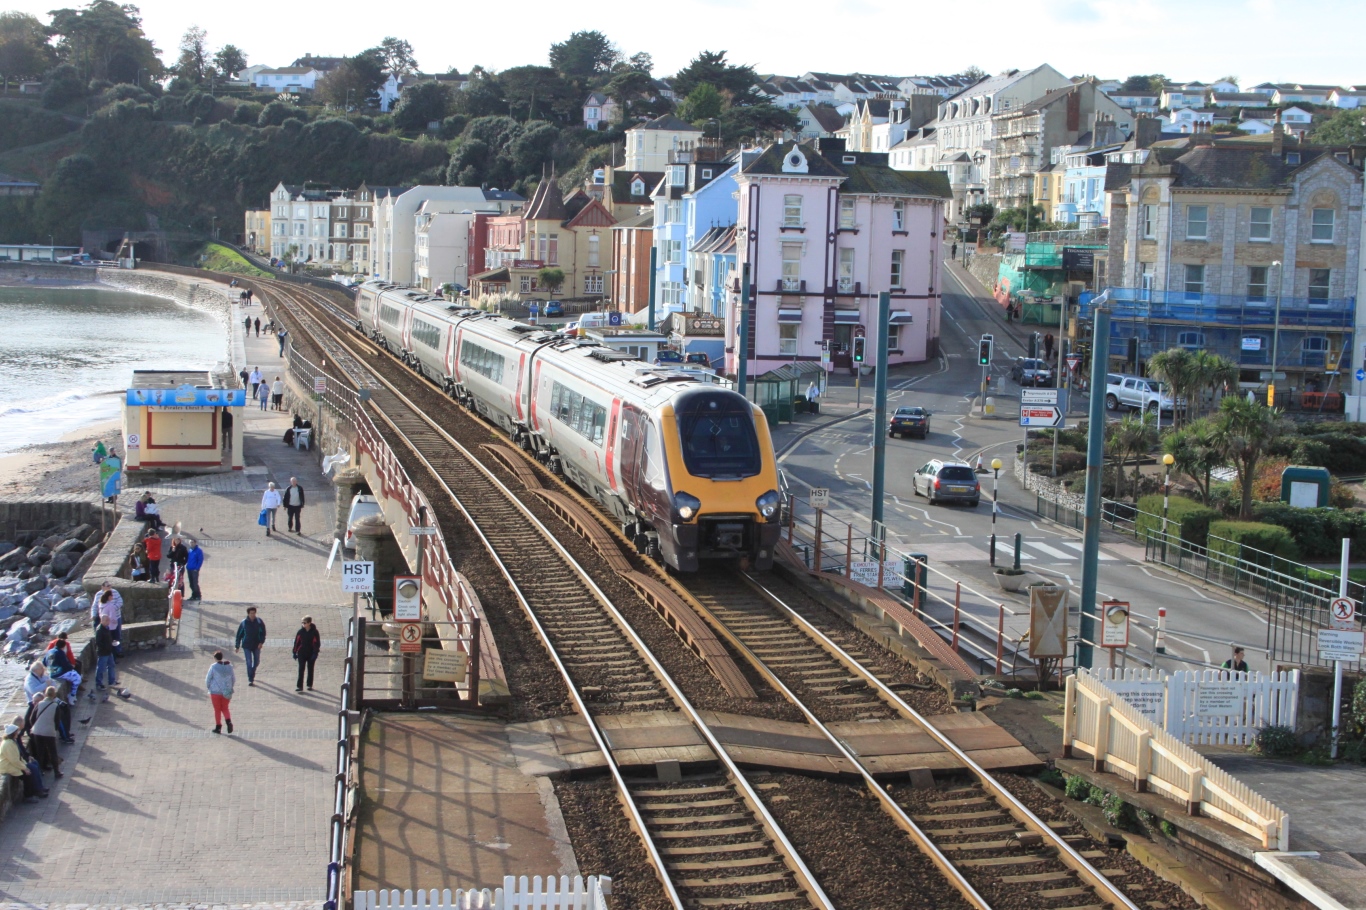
top-left (728, 139), bottom-right (951, 375)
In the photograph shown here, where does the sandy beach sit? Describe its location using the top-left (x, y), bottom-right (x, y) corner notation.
top-left (0, 418), bottom-right (124, 499)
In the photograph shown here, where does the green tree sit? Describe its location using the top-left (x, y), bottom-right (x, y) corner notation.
top-left (392, 80), bottom-right (451, 131)
top-left (538, 266), bottom-right (565, 295)
top-left (1108, 412), bottom-right (1159, 501)
top-left (316, 49), bottom-right (387, 108)
top-left (1164, 418), bottom-right (1224, 505)
top-left (257, 99), bottom-right (298, 127)
top-left (1190, 350), bottom-right (1238, 419)
top-left (1212, 396), bottom-right (1292, 519)
top-left (48, 1), bottom-right (163, 84)
top-left (1147, 347), bottom-right (1198, 429)
top-left (1310, 109), bottom-right (1366, 146)
top-left (549, 31), bottom-right (618, 83)
top-left (717, 102), bottom-right (799, 142)
top-left (672, 50), bottom-right (757, 104)
top-left (606, 68), bottom-right (658, 122)
top-left (500, 65), bottom-right (576, 122)
top-left (172, 25), bottom-right (208, 85)
top-left (1120, 74), bottom-right (1167, 92)
top-left (455, 66), bottom-right (506, 118)
top-left (213, 44), bottom-right (247, 79)
top-left (677, 82), bottom-right (723, 122)
top-left (378, 37), bottom-right (418, 76)
top-left (42, 63), bottom-right (87, 109)
top-left (625, 51), bottom-right (652, 74)
top-left (0, 12), bottom-right (56, 90)
top-left (960, 65), bottom-right (987, 82)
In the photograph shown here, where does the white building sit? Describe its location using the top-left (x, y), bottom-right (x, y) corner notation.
top-left (414, 207), bottom-right (475, 292)
top-left (1329, 88), bottom-right (1366, 109)
top-left (253, 67), bottom-right (323, 95)
top-left (624, 114), bottom-right (705, 172)
top-left (372, 186), bottom-right (523, 285)
top-left (268, 183), bottom-right (335, 262)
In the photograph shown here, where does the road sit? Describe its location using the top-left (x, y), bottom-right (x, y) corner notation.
top-left (773, 262), bottom-right (1271, 674)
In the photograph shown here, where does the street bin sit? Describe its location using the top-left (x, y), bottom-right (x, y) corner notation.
top-left (902, 554), bottom-right (928, 599)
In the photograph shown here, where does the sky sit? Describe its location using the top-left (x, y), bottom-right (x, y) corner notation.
top-left (9, 0), bottom-right (1366, 88)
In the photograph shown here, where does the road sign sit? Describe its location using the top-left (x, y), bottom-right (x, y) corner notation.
top-left (313, 376), bottom-right (326, 394)
top-left (393, 576), bottom-right (423, 621)
top-left (341, 560), bottom-right (374, 594)
top-left (126, 433), bottom-right (140, 450)
top-left (1019, 405), bottom-right (1064, 428)
top-left (409, 526), bottom-right (438, 536)
top-left (1020, 388), bottom-right (1059, 405)
top-left (398, 621), bottom-right (423, 653)
top-left (1067, 355), bottom-right (1082, 371)
top-left (1331, 597), bottom-right (1357, 631)
top-left (809, 488), bottom-right (830, 510)
top-left (848, 561), bottom-right (885, 588)
top-left (1317, 628), bottom-right (1364, 661)
top-left (1101, 601), bottom-right (1130, 647)
top-left (1356, 368), bottom-right (1365, 382)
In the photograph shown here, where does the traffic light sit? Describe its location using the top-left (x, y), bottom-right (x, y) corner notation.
top-left (978, 334), bottom-right (993, 366)
top-left (852, 336), bottom-right (866, 363)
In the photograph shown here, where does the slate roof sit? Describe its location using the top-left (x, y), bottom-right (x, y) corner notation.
top-left (584, 91), bottom-right (608, 105)
top-left (690, 224), bottom-right (735, 253)
top-left (741, 144), bottom-right (846, 178)
top-left (805, 104), bottom-right (846, 132)
top-left (637, 113), bottom-right (702, 132)
top-left (611, 171), bottom-right (663, 205)
top-left (1164, 145), bottom-right (1336, 190)
top-left (1020, 84), bottom-right (1082, 114)
top-left (611, 210), bottom-right (655, 230)
top-left (524, 175), bottom-right (566, 221)
top-left (742, 142), bottom-right (951, 198)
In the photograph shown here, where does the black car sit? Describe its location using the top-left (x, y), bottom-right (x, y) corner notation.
top-left (889, 406), bottom-right (931, 438)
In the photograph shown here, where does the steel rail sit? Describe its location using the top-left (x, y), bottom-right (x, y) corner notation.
top-left (743, 574), bottom-right (1143, 910)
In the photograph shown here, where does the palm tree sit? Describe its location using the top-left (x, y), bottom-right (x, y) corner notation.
top-left (1108, 412), bottom-right (1159, 500)
top-left (1191, 350), bottom-right (1238, 419)
top-left (1164, 418), bottom-right (1224, 505)
top-left (1211, 396), bottom-right (1291, 519)
top-left (1148, 348), bottom-right (1198, 429)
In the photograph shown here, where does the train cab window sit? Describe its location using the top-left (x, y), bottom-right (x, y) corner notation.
top-left (674, 391), bottom-right (761, 479)
top-left (641, 422), bottom-right (668, 491)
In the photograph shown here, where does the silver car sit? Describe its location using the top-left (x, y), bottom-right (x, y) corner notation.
top-left (912, 460), bottom-right (981, 506)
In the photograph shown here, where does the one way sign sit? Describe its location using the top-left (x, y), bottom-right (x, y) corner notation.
top-left (1019, 405), bottom-right (1064, 428)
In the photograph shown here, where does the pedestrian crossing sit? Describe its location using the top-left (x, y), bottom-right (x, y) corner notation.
top-left (887, 536), bottom-right (1119, 567)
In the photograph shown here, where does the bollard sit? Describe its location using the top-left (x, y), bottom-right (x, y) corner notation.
top-left (1013, 532), bottom-right (1022, 571)
top-left (846, 524), bottom-right (853, 572)
top-left (912, 560), bottom-right (922, 615)
top-left (952, 582), bottom-right (961, 651)
top-left (990, 535), bottom-right (997, 567)
top-left (1155, 606), bottom-right (1167, 654)
top-left (995, 604), bottom-right (1005, 675)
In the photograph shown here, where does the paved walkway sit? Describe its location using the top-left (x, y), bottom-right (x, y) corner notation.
top-left (0, 305), bottom-right (347, 906)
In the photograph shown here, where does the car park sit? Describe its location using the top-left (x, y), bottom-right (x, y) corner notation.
top-left (889, 406), bottom-right (931, 438)
top-left (1104, 373), bottom-right (1183, 414)
top-left (1010, 357), bottom-right (1054, 386)
top-left (911, 460), bottom-right (981, 506)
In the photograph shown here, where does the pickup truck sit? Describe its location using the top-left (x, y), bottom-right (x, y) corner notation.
top-left (1105, 373), bottom-right (1184, 414)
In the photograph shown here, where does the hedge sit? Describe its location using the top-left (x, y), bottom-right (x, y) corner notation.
top-left (1136, 494), bottom-right (1222, 546)
top-left (1251, 503), bottom-right (1366, 561)
top-left (1208, 521), bottom-right (1301, 570)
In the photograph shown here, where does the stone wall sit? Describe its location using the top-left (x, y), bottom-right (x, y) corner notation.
top-left (967, 250), bottom-right (1003, 296)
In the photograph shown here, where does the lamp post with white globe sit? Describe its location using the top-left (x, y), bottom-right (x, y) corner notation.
top-left (990, 457), bottom-right (1003, 566)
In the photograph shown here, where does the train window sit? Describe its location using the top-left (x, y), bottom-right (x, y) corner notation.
top-left (379, 303), bottom-right (401, 326)
top-left (675, 391), bottom-right (761, 479)
top-left (413, 319), bottom-right (441, 349)
top-left (550, 381), bottom-right (607, 447)
top-left (460, 340), bottom-right (504, 383)
top-left (642, 422), bottom-right (667, 490)
top-left (359, 294), bottom-right (372, 314)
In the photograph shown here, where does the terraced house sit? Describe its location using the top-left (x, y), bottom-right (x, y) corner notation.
top-left (1097, 128), bottom-right (1364, 400)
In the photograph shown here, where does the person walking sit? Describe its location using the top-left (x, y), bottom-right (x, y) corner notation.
top-left (168, 536), bottom-right (189, 589)
top-left (221, 409), bottom-right (233, 452)
top-left (277, 327), bottom-right (288, 357)
top-left (28, 688), bottom-right (62, 779)
top-left (234, 607), bottom-right (266, 686)
top-left (805, 381), bottom-right (821, 415)
top-left (249, 367), bottom-right (262, 398)
top-left (951, 241), bottom-right (958, 260)
top-left (1221, 646), bottom-right (1249, 673)
top-left (270, 376), bottom-right (285, 411)
top-left (93, 583), bottom-right (123, 653)
top-left (292, 615), bottom-right (321, 692)
top-left (185, 539), bottom-right (205, 601)
top-left (94, 615), bottom-right (119, 690)
top-left (283, 476), bottom-right (305, 533)
top-left (144, 526), bottom-right (163, 583)
top-left (253, 317), bottom-right (260, 338)
top-left (261, 482), bottom-right (282, 536)
top-left (1, 723), bottom-right (46, 800)
top-left (239, 366), bottom-right (249, 389)
top-left (1044, 333), bottom-right (1055, 361)
top-left (243, 315), bottom-right (252, 337)
top-left (257, 379), bottom-right (269, 411)
top-left (205, 651), bottom-right (235, 734)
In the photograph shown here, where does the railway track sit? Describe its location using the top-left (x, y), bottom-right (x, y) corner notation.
top-left (256, 277), bottom-right (1146, 910)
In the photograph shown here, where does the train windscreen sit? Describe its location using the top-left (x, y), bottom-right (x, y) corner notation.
top-left (674, 391), bottom-right (762, 479)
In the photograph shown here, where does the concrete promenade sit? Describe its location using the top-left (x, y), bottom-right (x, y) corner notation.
top-left (0, 306), bottom-right (345, 907)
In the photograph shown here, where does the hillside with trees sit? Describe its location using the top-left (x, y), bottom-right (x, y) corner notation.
top-left (0, 7), bottom-right (802, 250)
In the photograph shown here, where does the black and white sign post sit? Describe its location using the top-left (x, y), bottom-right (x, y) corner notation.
top-left (1330, 540), bottom-right (1356, 758)
top-left (341, 559), bottom-right (375, 622)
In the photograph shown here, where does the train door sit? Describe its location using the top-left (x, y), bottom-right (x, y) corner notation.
top-left (635, 414), bottom-right (670, 525)
top-left (618, 404), bottom-right (645, 510)
top-left (402, 308), bottom-right (414, 350)
top-left (604, 400), bottom-right (621, 493)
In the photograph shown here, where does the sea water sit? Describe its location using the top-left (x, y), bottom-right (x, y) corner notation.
top-left (0, 285), bottom-right (228, 455)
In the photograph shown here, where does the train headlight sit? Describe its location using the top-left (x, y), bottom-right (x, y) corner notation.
top-left (673, 491), bottom-right (701, 521)
top-left (756, 490), bottom-right (780, 519)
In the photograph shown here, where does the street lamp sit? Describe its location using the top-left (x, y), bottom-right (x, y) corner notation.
top-left (1161, 452), bottom-right (1175, 561)
top-left (990, 457), bottom-right (1003, 566)
top-left (1268, 259), bottom-right (1282, 406)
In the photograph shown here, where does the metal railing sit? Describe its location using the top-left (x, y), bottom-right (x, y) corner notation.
top-left (324, 614), bottom-right (363, 910)
top-left (355, 616), bottom-right (482, 710)
top-left (1033, 492), bottom-right (1155, 538)
top-left (1143, 527), bottom-right (1363, 670)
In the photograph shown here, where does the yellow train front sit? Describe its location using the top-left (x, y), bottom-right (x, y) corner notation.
top-left (640, 386), bottom-right (784, 572)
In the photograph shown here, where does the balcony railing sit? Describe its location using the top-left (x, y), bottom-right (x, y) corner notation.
top-left (1083, 287), bottom-right (1355, 328)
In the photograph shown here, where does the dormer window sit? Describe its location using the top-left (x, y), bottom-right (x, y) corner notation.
top-left (631, 179), bottom-right (645, 196)
top-left (842, 155), bottom-right (856, 164)
top-left (1286, 152), bottom-right (1301, 165)
top-left (701, 168), bottom-right (713, 179)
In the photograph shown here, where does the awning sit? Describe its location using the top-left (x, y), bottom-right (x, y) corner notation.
top-left (889, 310), bottom-right (914, 324)
top-left (834, 310), bottom-right (860, 324)
top-left (777, 307), bottom-right (804, 323)
top-left (470, 267), bottom-right (510, 282)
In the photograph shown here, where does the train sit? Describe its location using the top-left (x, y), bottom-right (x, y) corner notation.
top-left (353, 281), bottom-right (783, 572)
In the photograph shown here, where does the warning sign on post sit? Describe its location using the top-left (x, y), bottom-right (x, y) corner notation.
top-left (1317, 629), bottom-right (1364, 662)
top-left (1330, 597), bottom-right (1356, 631)
top-left (393, 576), bottom-right (423, 621)
top-left (423, 650), bottom-right (468, 682)
top-left (341, 561), bottom-right (374, 594)
top-left (1101, 601), bottom-right (1130, 648)
top-left (398, 622), bottom-right (422, 653)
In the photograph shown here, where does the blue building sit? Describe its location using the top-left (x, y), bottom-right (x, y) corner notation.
top-left (651, 143), bottom-right (739, 319)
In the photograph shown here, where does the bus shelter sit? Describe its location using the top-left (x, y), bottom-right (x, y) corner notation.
top-left (748, 362), bottom-right (827, 427)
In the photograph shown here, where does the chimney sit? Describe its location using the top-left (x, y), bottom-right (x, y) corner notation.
top-left (1092, 111), bottom-right (1120, 148)
top-left (1135, 116), bottom-right (1161, 149)
top-left (1272, 110), bottom-right (1285, 156)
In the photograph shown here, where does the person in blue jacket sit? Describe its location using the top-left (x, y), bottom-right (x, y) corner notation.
top-left (185, 539), bottom-right (205, 601)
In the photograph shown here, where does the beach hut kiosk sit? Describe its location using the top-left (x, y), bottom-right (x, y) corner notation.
top-left (122, 370), bottom-right (245, 473)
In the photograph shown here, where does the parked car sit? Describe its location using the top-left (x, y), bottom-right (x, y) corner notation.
top-left (342, 494), bottom-right (383, 557)
top-left (1010, 357), bottom-right (1054, 387)
top-left (889, 406), bottom-right (931, 438)
top-left (1104, 373), bottom-right (1184, 414)
top-left (544, 300), bottom-right (564, 317)
top-left (654, 349), bottom-right (684, 365)
top-left (911, 460), bottom-right (981, 506)
top-left (684, 352), bottom-right (713, 368)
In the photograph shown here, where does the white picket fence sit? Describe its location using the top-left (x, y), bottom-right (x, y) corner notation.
top-left (354, 875), bottom-right (611, 910)
top-left (1066, 670), bottom-right (1289, 850)
top-left (1091, 667), bottom-right (1299, 747)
